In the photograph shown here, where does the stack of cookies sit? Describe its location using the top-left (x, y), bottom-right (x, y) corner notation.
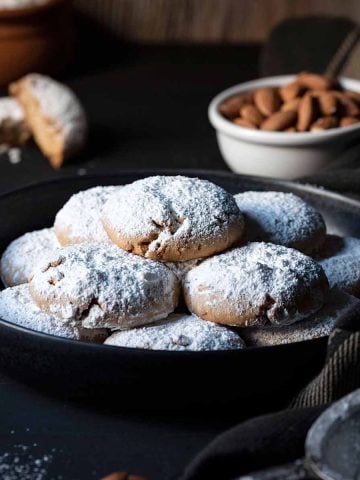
top-left (1, 175), bottom-right (360, 351)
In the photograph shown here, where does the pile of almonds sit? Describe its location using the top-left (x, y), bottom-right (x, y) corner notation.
top-left (219, 72), bottom-right (360, 132)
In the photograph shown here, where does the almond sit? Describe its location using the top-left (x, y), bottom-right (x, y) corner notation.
top-left (310, 116), bottom-right (338, 132)
top-left (344, 90), bottom-right (360, 104)
top-left (219, 94), bottom-right (249, 119)
top-left (233, 117), bottom-right (257, 129)
top-left (101, 473), bottom-right (129, 480)
top-left (279, 81), bottom-right (303, 102)
top-left (240, 104), bottom-right (264, 127)
top-left (253, 87), bottom-right (281, 116)
top-left (100, 473), bottom-right (145, 480)
top-left (297, 94), bottom-right (317, 132)
top-left (298, 72), bottom-right (334, 90)
top-left (338, 95), bottom-right (360, 116)
top-left (317, 92), bottom-right (338, 116)
top-left (281, 97), bottom-right (301, 112)
top-left (261, 110), bottom-right (297, 131)
top-left (340, 116), bottom-right (360, 128)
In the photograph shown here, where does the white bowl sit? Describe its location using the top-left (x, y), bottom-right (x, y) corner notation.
top-left (208, 75), bottom-right (360, 179)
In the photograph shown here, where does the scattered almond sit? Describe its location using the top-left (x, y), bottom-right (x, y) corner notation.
top-left (310, 116), bottom-right (338, 132)
top-left (233, 117), bottom-right (257, 129)
top-left (100, 473), bottom-right (146, 480)
top-left (240, 104), bottom-right (264, 127)
top-left (261, 110), bottom-right (297, 131)
top-left (340, 116), bottom-right (360, 127)
top-left (101, 473), bottom-right (128, 480)
top-left (253, 88), bottom-right (281, 116)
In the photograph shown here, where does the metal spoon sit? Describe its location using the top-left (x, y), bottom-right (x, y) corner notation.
top-left (237, 389), bottom-right (360, 480)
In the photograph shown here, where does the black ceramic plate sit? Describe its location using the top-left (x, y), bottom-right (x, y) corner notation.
top-left (0, 170), bottom-right (359, 411)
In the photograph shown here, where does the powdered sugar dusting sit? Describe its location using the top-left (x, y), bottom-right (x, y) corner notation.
top-left (0, 97), bottom-right (24, 123)
top-left (165, 258), bottom-right (203, 279)
top-left (0, 284), bottom-right (108, 342)
top-left (0, 228), bottom-right (60, 287)
top-left (54, 186), bottom-right (122, 245)
top-left (184, 242), bottom-right (328, 326)
top-left (320, 255), bottom-right (360, 297)
top-left (0, 444), bottom-right (54, 480)
top-left (30, 243), bottom-right (179, 329)
top-left (234, 191), bottom-right (326, 253)
top-left (105, 313), bottom-right (245, 351)
top-left (102, 175), bottom-right (244, 260)
top-left (26, 74), bottom-right (87, 153)
top-left (241, 289), bottom-right (360, 346)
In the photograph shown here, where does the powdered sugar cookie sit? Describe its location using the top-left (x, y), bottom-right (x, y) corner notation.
top-left (54, 186), bottom-right (121, 246)
top-left (104, 313), bottom-right (244, 351)
top-left (320, 255), bottom-right (360, 297)
top-left (0, 228), bottom-right (60, 287)
top-left (234, 191), bottom-right (326, 254)
top-left (10, 74), bottom-right (87, 168)
top-left (29, 243), bottom-right (180, 329)
top-left (0, 97), bottom-right (30, 146)
top-left (183, 242), bottom-right (329, 327)
top-left (0, 285), bottom-right (108, 342)
top-left (241, 289), bottom-right (360, 346)
top-left (315, 234), bottom-right (360, 260)
top-left (102, 175), bottom-right (244, 262)
top-left (165, 258), bottom-right (203, 280)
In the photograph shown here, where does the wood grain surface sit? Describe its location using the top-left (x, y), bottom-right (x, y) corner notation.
top-left (74, 0), bottom-right (359, 43)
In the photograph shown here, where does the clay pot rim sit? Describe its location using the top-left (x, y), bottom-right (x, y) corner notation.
top-left (0, 0), bottom-right (68, 18)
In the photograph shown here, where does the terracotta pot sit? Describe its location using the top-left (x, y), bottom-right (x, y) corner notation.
top-left (0, 0), bottom-right (73, 87)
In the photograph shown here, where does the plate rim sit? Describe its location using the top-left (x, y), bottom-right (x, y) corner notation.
top-left (1, 168), bottom-right (360, 211)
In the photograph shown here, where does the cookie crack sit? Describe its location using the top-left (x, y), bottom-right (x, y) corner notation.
top-left (259, 294), bottom-right (276, 324)
top-left (79, 298), bottom-right (103, 321)
top-left (42, 258), bottom-right (64, 272)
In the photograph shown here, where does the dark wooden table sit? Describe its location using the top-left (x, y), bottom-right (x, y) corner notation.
top-left (0, 43), bottom-right (260, 480)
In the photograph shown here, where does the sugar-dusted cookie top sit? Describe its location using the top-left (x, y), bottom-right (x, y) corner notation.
top-left (102, 175), bottom-right (244, 262)
top-left (234, 191), bottom-right (326, 254)
top-left (183, 242), bottom-right (329, 327)
top-left (0, 228), bottom-right (60, 287)
top-left (105, 313), bottom-right (245, 351)
top-left (54, 186), bottom-right (121, 245)
top-left (0, 284), bottom-right (108, 342)
top-left (29, 243), bottom-right (180, 329)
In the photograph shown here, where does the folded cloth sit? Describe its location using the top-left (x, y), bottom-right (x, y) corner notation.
top-left (181, 313), bottom-right (360, 479)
